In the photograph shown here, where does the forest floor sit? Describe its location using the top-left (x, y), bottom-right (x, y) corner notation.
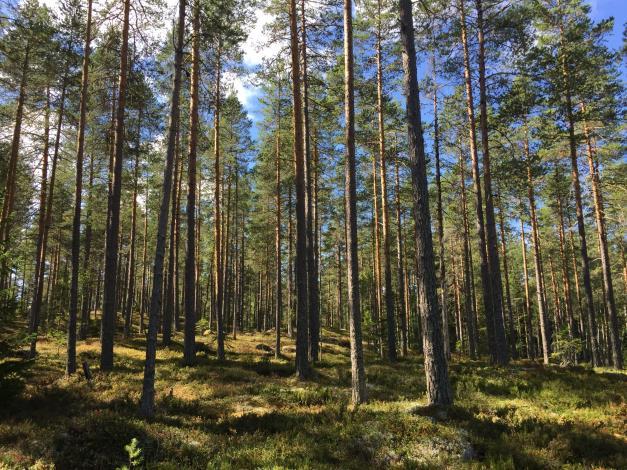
top-left (1, 323), bottom-right (626, 469)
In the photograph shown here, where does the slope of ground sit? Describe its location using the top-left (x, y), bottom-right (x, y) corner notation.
top-left (1, 324), bottom-right (625, 469)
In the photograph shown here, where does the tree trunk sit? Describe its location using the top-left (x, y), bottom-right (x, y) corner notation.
top-left (582, 107), bottom-right (622, 369)
top-left (497, 192), bottom-right (516, 358)
top-left (431, 56), bottom-right (449, 360)
top-left (526, 136), bottom-right (551, 364)
top-left (28, 87), bottom-right (50, 356)
top-left (163, 130), bottom-right (180, 346)
top-left (213, 44), bottom-right (225, 361)
top-left (80, 152), bottom-right (95, 340)
top-left (399, 0), bottom-right (452, 406)
top-left (101, 0), bottom-right (131, 371)
top-left (343, 0), bottom-right (367, 403)
top-left (395, 158), bottom-right (408, 357)
top-left (0, 45), bottom-right (29, 253)
top-left (459, 146), bottom-right (478, 358)
top-left (123, 113), bottom-right (141, 338)
top-left (29, 70), bottom-right (68, 357)
top-left (520, 216), bottom-right (535, 359)
top-left (300, 0), bottom-right (319, 363)
top-left (372, 156), bottom-right (383, 357)
top-left (275, 86), bottom-right (283, 359)
top-left (183, 0), bottom-right (199, 366)
top-left (68, 0), bottom-right (93, 374)
top-left (289, 0), bottom-right (311, 378)
top-left (375, 1), bottom-right (397, 361)
top-left (139, 0), bottom-right (186, 417)
top-left (458, 0), bottom-right (496, 362)
top-left (560, 27), bottom-right (599, 367)
top-left (474, 0), bottom-right (508, 364)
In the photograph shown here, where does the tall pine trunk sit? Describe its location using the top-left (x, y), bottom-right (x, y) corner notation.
top-left (101, 0), bottom-right (131, 371)
top-left (582, 107), bottom-right (622, 369)
top-left (399, 0), bottom-right (451, 406)
top-left (344, 0), bottom-right (366, 403)
top-left (140, 0), bottom-right (186, 417)
top-left (68, 0), bottom-right (92, 374)
top-left (474, 0), bottom-right (508, 365)
top-left (289, 0), bottom-right (311, 379)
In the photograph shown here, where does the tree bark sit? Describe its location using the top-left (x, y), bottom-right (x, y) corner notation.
top-left (101, 0), bottom-right (131, 371)
top-left (28, 87), bottom-right (50, 355)
top-left (395, 157), bottom-right (408, 356)
top-left (560, 26), bottom-right (599, 366)
top-left (68, 0), bottom-right (92, 374)
top-left (124, 113), bottom-right (141, 338)
top-left (374, 0), bottom-right (397, 362)
top-left (459, 146), bottom-right (478, 358)
top-left (474, 0), bottom-right (508, 364)
top-left (183, 0), bottom-right (199, 366)
top-left (139, 0), bottom-right (186, 417)
top-left (275, 85), bottom-right (283, 359)
top-left (582, 107), bottom-right (622, 369)
top-left (289, 0), bottom-right (311, 379)
top-left (431, 56), bottom-right (449, 360)
top-left (525, 135), bottom-right (551, 364)
top-left (0, 45), bottom-right (29, 252)
top-left (520, 216), bottom-right (535, 359)
top-left (458, 0), bottom-right (495, 361)
top-left (399, 0), bottom-right (452, 406)
top-left (344, 0), bottom-right (367, 403)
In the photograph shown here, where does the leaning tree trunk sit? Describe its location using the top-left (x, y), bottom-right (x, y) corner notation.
top-left (399, 0), bottom-right (452, 406)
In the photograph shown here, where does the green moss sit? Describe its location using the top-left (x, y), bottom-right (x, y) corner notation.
top-left (0, 326), bottom-right (625, 469)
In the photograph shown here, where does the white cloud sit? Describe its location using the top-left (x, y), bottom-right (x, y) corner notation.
top-left (242, 9), bottom-right (281, 68)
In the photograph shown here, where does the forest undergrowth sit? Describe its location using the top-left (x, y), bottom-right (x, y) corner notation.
top-left (1, 323), bottom-right (625, 469)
